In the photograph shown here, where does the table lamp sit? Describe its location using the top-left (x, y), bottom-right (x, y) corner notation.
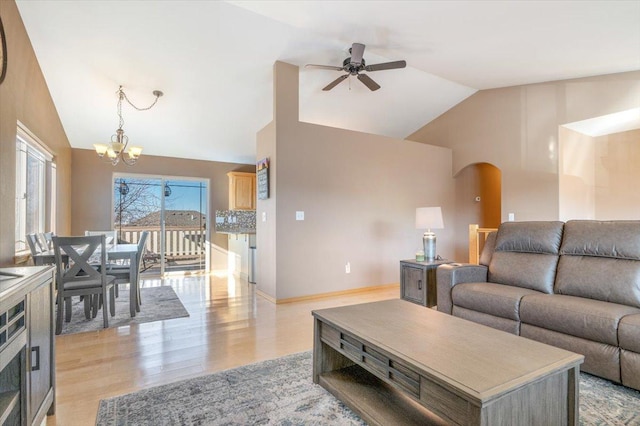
top-left (416, 207), bottom-right (444, 261)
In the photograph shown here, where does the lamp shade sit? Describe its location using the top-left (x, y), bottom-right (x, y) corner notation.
top-left (416, 207), bottom-right (444, 230)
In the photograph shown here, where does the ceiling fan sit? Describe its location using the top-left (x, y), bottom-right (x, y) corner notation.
top-left (305, 42), bottom-right (406, 92)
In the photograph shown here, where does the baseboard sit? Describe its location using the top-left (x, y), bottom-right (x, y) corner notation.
top-left (256, 289), bottom-right (277, 304)
top-left (260, 283), bottom-right (399, 305)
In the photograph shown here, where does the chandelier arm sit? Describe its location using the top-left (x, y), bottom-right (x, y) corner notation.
top-left (120, 155), bottom-right (138, 166)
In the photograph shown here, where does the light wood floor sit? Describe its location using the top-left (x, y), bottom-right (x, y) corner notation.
top-left (46, 273), bottom-right (398, 425)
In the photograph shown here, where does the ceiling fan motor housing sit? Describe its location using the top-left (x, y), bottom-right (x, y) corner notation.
top-left (343, 57), bottom-right (365, 75)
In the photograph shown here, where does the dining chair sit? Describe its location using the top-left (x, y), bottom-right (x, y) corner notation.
top-left (52, 235), bottom-right (116, 335)
top-left (41, 231), bottom-right (54, 249)
top-left (85, 230), bottom-right (118, 246)
top-left (27, 233), bottom-right (43, 256)
top-left (36, 232), bottom-right (51, 252)
top-left (106, 231), bottom-right (149, 312)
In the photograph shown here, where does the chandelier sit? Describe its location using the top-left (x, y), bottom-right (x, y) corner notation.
top-left (94, 86), bottom-right (163, 166)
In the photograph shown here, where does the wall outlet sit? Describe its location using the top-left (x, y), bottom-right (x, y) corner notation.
top-left (262, 211), bottom-right (267, 222)
top-left (508, 213), bottom-right (515, 221)
top-left (345, 262), bottom-right (351, 274)
top-left (296, 211), bottom-right (304, 221)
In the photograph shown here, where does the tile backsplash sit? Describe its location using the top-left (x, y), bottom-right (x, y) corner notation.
top-left (215, 210), bottom-right (256, 233)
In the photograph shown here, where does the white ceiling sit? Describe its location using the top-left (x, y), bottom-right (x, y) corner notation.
top-left (15, 1), bottom-right (640, 164)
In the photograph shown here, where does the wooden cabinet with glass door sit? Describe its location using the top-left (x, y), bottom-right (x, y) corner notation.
top-left (228, 172), bottom-right (256, 210)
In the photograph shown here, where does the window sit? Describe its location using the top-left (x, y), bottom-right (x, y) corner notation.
top-left (15, 123), bottom-right (54, 253)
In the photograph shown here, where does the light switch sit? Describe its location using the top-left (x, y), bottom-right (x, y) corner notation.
top-left (262, 212), bottom-right (267, 222)
top-left (296, 211), bottom-right (304, 221)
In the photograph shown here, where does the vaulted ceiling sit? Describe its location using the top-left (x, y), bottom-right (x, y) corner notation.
top-left (16, 1), bottom-right (640, 164)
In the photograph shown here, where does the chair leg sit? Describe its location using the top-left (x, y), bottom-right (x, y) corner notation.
top-left (109, 287), bottom-right (115, 317)
top-left (84, 297), bottom-right (92, 319)
top-left (55, 293), bottom-right (64, 335)
top-left (92, 295), bottom-right (99, 318)
top-left (102, 289), bottom-right (109, 328)
top-left (65, 297), bottom-right (72, 322)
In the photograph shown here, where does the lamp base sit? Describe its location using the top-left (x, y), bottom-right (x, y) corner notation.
top-left (423, 231), bottom-right (436, 261)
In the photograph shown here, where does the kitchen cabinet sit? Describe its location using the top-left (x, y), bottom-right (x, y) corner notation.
top-left (228, 172), bottom-right (256, 210)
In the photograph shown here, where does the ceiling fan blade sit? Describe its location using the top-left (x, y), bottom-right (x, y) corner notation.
top-left (357, 74), bottom-right (380, 91)
top-left (322, 74), bottom-right (349, 91)
top-left (350, 43), bottom-right (365, 65)
top-left (364, 60), bottom-right (407, 72)
top-left (305, 64), bottom-right (344, 71)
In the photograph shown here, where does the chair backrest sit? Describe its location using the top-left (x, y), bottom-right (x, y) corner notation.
top-left (85, 230), bottom-right (117, 246)
top-left (27, 233), bottom-right (43, 255)
top-left (41, 232), bottom-right (54, 250)
top-left (35, 232), bottom-right (51, 251)
top-left (136, 231), bottom-right (150, 272)
top-left (53, 235), bottom-right (108, 286)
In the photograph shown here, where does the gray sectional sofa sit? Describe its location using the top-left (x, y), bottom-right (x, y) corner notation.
top-left (437, 220), bottom-right (640, 391)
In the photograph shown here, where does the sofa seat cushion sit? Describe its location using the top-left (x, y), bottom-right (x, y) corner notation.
top-left (619, 314), bottom-right (640, 353)
top-left (452, 283), bottom-right (542, 321)
top-left (520, 294), bottom-right (640, 346)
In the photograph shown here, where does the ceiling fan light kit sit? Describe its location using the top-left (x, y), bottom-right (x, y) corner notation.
top-left (94, 86), bottom-right (163, 166)
top-left (305, 42), bottom-right (406, 91)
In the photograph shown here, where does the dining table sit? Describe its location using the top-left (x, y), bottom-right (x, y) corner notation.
top-left (33, 243), bottom-right (141, 317)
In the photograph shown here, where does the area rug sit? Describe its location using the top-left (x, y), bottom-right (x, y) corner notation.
top-left (59, 286), bottom-right (189, 335)
top-left (96, 351), bottom-right (640, 426)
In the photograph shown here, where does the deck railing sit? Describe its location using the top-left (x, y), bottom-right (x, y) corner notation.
top-left (117, 226), bottom-right (206, 259)
top-left (469, 224), bottom-right (498, 264)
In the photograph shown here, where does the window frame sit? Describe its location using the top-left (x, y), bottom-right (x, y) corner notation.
top-left (15, 122), bottom-right (55, 255)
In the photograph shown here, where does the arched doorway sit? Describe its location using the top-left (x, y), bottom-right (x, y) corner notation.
top-left (452, 163), bottom-right (502, 261)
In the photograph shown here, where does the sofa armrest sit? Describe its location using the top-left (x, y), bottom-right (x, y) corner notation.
top-left (437, 263), bottom-right (488, 314)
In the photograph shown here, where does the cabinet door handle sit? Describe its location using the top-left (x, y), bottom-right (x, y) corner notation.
top-left (418, 279), bottom-right (422, 290)
top-left (31, 346), bottom-right (40, 371)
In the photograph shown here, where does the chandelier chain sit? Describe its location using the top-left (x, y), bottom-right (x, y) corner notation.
top-left (118, 86), bottom-right (161, 112)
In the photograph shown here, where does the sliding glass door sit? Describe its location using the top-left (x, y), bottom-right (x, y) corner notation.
top-left (113, 174), bottom-right (209, 275)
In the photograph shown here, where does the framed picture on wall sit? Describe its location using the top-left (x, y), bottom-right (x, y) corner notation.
top-left (257, 157), bottom-right (269, 200)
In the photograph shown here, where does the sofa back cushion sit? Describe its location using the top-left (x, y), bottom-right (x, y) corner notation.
top-left (556, 220), bottom-right (640, 308)
top-left (488, 221), bottom-right (564, 293)
top-left (479, 231), bottom-right (497, 266)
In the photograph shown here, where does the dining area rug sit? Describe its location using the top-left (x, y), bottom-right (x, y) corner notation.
top-left (96, 351), bottom-right (640, 425)
top-left (59, 286), bottom-right (189, 335)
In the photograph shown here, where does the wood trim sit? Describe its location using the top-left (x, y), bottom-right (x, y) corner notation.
top-left (273, 284), bottom-right (399, 305)
top-left (13, 252), bottom-right (31, 266)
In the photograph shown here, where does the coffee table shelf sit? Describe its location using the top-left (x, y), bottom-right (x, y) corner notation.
top-left (319, 365), bottom-right (447, 426)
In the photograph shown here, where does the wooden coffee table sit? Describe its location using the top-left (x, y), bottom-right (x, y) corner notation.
top-left (312, 299), bottom-right (584, 425)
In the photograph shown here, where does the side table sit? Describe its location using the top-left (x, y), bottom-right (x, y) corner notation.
top-left (400, 259), bottom-right (450, 307)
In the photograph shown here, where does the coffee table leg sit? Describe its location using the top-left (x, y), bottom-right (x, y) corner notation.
top-left (568, 366), bottom-right (579, 426)
top-left (313, 317), bottom-right (322, 384)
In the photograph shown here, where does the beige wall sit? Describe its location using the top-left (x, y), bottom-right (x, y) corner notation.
top-left (257, 62), bottom-right (456, 300)
top-left (71, 149), bottom-right (253, 272)
top-left (256, 121), bottom-right (276, 298)
top-left (453, 163), bottom-right (501, 260)
top-left (0, 1), bottom-right (72, 266)
top-left (559, 127), bottom-right (596, 220)
top-left (408, 71), bottom-right (640, 222)
top-left (594, 129), bottom-right (640, 219)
